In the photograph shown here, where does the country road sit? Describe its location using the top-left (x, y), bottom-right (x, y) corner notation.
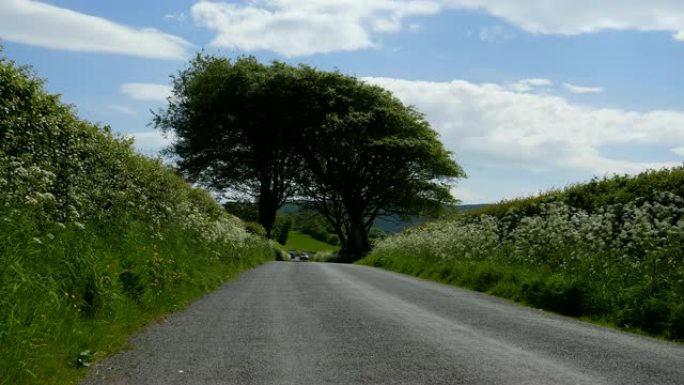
top-left (82, 262), bottom-right (684, 385)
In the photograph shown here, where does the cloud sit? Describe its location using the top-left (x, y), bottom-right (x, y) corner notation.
top-left (564, 83), bottom-right (605, 94)
top-left (121, 83), bottom-right (172, 101)
top-left (0, 0), bottom-right (191, 60)
top-left (363, 76), bottom-right (684, 176)
top-left (450, 185), bottom-right (486, 204)
top-left (443, 0), bottom-right (684, 41)
top-left (126, 131), bottom-right (175, 155)
top-left (190, 0), bottom-right (441, 56)
top-left (478, 25), bottom-right (513, 42)
top-left (188, 0), bottom-right (684, 56)
top-left (107, 105), bottom-right (137, 116)
top-left (505, 78), bottom-right (553, 92)
top-left (164, 11), bottom-right (187, 23)
top-left (672, 147), bottom-right (684, 156)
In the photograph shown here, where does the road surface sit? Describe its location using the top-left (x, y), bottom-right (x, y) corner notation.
top-left (82, 262), bottom-right (684, 385)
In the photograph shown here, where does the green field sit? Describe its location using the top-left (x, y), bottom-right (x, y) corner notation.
top-left (283, 231), bottom-right (339, 252)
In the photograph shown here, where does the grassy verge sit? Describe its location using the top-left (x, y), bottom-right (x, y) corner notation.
top-left (0, 52), bottom-right (275, 385)
top-left (0, 213), bottom-right (273, 385)
top-left (359, 170), bottom-right (684, 341)
top-left (359, 252), bottom-right (684, 341)
top-left (359, 254), bottom-right (588, 316)
top-left (283, 231), bottom-right (339, 252)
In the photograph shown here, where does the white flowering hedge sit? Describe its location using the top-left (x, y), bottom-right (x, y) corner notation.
top-left (367, 170), bottom-right (684, 339)
top-left (0, 54), bottom-right (273, 384)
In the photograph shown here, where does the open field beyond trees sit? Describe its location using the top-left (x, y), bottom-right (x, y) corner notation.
top-left (283, 231), bottom-right (340, 253)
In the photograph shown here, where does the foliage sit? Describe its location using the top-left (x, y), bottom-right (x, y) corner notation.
top-left (223, 201), bottom-right (258, 222)
top-left (292, 67), bottom-right (465, 260)
top-left (361, 167), bottom-right (684, 340)
top-left (154, 55), bottom-right (304, 236)
top-left (155, 55), bottom-right (465, 259)
top-left (271, 214), bottom-right (294, 245)
top-left (0, 54), bottom-right (273, 385)
top-left (368, 227), bottom-right (387, 243)
top-left (294, 209), bottom-right (336, 243)
top-left (242, 221), bottom-right (267, 237)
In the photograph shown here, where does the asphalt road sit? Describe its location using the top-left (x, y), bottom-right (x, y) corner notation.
top-left (82, 262), bottom-right (684, 385)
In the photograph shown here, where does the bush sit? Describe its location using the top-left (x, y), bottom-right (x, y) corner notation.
top-left (0, 53), bottom-right (273, 385)
top-left (243, 221), bottom-right (266, 237)
top-left (360, 166), bottom-right (684, 339)
top-left (272, 214), bottom-right (294, 244)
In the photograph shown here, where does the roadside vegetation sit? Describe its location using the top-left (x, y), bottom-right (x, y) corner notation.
top-left (360, 167), bottom-right (684, 340)
top-left (0, 54), bottom-right (274, 385)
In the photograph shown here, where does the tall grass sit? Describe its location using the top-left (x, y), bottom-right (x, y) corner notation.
top-left (360, 168), bottom-right (684, 340)
top-left (0, 54), bottom-right (274, 384)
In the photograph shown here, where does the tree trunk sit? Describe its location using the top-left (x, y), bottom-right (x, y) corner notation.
top-left (257, 183), bottom-right (278, 238)
top-left (341, 211), bottom-right (371, 262)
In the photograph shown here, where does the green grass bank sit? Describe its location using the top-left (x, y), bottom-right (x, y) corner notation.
top-left (360, 167), bottom-right (684, 341)
top-left (283, 230), bottom-right (340, 252)
top-left (0, 55), bottom-right (274, 384)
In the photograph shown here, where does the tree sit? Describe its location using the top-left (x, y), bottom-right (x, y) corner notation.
top-left (155, 56), bottom-right (464, 258)
top-left (153, 55), bottom-right (303, 236)
top-left (292, 69), bottom-right (466, 261)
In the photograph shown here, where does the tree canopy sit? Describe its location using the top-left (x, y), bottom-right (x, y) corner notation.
top-left (155, 55), bottom-right (465, 260)
top-left (154, 56), bottom-right (302, 236)
top-left (292, 68), bottom-right (465, 259)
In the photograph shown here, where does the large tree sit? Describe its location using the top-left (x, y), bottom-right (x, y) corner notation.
top-left (292, 69), bottom-right (466, 260)
top-left (155, 56), bottom-right (464, 257)
top-left (153, 55), bottom-right (302, 236)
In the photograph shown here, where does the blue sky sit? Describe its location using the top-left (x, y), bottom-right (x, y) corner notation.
top-left (2, 0), bottom-right (684, 204)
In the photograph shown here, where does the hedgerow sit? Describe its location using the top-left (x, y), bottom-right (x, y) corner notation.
top-left (361, 167), bottom-right (684, 340)
top-left (0, 54), bottom-right (273, 384)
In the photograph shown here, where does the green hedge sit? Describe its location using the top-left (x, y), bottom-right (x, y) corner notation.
top-left (0, 54), bottom-right (274, 385)
top-left (361, 167), bottom-right (684, 341)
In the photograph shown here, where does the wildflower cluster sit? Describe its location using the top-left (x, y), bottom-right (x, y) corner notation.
top-left (371, 175), bottom-right (684, 338)
top-left (0, 53), bottom-right (273, 384)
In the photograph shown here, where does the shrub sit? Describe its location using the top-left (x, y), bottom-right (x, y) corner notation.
top-left (243, 221), bottom-right (267, 237)
top-left (361, 166), bottom-right (684, 339)
top-left (0, 53), bottom-right (273, 385)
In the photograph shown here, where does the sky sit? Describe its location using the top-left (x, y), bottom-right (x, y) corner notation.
top-left (1, 0), bottom-right (684, 204)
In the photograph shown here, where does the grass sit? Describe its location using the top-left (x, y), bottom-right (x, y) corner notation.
top-left (0, 211), bottom-right (274, 385)
top-left (359, 167), bottom-right (684, 341)
top-left (0, 54), bottom-right (275, 385)
top-left (283, 230), bottom-right (339, 252)
top-left (359, 255), bottom-right (587, 317)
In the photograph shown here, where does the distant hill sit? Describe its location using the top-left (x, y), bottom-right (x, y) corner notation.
top-left (458, 204), bottom-right (490, 212)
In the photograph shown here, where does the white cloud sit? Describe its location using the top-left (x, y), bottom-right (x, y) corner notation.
top-left (107, 105), bottom-right (137, 116)
top-left (164, 11), bottom-right (187, 23)
top-left (127, 131), bottom-right (175, 154)
top-left (505, 78), bottom-right (553, 92)
top-left (450, 185), bottom-right (485, 204)
top-left (672, 147), bottom-right (684, 156)
top-left (188, 0), bottom-right (684, 56)
top-left (121, 83), bottom-right (172, 101)
top-left (363, 76), bottom-right (684, 176)
top-left (0, 0), bottom-right (191, 60)
top-left (408, 23), bottom-right (423, 32)
top-left (478, 25), bottom-right (513, 42)
top-left (443, 0), bottom-right (684, 41)
top-left (564, 83), bottom-right (605, 94)
top-left (190, 0), bottom-right (441, 56)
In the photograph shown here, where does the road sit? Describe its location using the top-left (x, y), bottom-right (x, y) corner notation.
top-left (82, 262), bottom-right (684, 385)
